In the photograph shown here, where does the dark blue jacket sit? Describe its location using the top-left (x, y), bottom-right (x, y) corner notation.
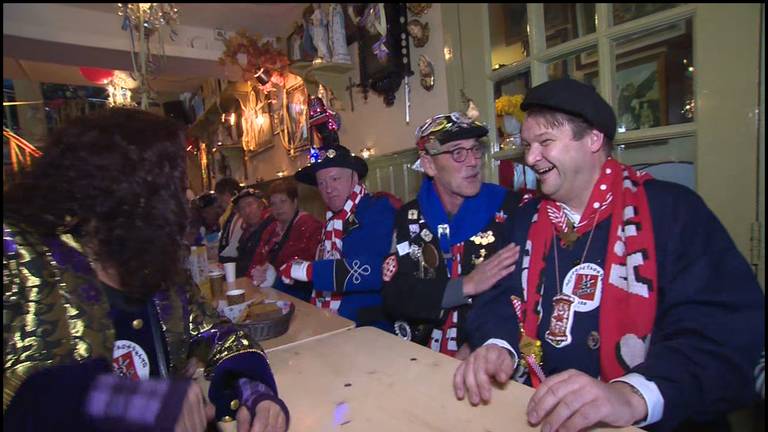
top-left (467, 180), bottom-right (765, 431)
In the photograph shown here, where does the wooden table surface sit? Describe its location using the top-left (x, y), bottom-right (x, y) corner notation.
top-left (266, 326), bottom-right (642, 432)
top-left (225, 277), bottom-right (355, 352)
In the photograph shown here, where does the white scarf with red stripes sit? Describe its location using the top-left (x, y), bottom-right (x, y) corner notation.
top-left (321, 183), bottom-right (366, 259)
top-left (311, 183), bottom-right (366, 312)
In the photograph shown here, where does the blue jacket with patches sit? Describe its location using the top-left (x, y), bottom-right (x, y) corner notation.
top-left (467, 180), bottom-right (765, 431)
top-left (275, 194), bottom-right (396, 330)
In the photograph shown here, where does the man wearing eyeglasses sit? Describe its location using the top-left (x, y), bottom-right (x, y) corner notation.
top-left (382, 112), bottom-right (521, 359)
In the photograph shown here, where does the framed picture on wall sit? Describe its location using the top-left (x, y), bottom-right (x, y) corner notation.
top-left (268, 85), bottom-right (284, 136)
top-left (285, 82), bottom-right (310, 152)
top-left (615, 53), bottom-right (667, 131)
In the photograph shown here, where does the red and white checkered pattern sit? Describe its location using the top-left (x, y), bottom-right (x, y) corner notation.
top-left (310, 291), bottom-right (343, 314)
top-left (323, 183), bottom-right (366, 259)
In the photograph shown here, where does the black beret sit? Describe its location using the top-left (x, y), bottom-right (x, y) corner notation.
top-left (521, 78), bottom-right (617, 140)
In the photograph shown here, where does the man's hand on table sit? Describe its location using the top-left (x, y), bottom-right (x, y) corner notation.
top-left (526, 369), bottom-right (647, 432)
top-left (453, 344), bottom-right (515, 405)
top-left (236, 400), bottom-right (287, 432)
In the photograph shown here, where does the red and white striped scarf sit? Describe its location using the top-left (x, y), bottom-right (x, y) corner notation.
top-left (311, 183), bottom-right (367, 312)
top-left (523, 158), bottom-right (658, 381)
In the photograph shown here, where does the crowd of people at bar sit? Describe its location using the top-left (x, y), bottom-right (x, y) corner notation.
top-left (4, 78), bottom-right (765, 432)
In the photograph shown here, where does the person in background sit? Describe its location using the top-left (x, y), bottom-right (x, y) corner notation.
top-left (277, 140), bottom-right (395, 329)
top-left (382, 112), bottom-right (521, 360)
top-left (248, 179), bottom-right (322, 300)
top-left (453, 78), bottom-right (765, 432)
top-left (232, 188), bottom-right (274, 278)
top-left (215, 177), bottom-right (244, 264)
top-left (3, 108), bottom-right (288, 431)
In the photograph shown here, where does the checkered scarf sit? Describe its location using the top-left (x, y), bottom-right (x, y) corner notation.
top-left (311, 183), bottom-right (366, 313)
top-left (524, 158), bottom-right (658, 380)
top-left (321, 183), bottom-right (366, 259)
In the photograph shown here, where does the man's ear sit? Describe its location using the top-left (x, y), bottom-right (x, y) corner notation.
top-left (351, 170), bottom-right (359, 185)
top-left (420, 154), bottom-right (437, 177)
top-left (588, 129), bottom-right (605, 154)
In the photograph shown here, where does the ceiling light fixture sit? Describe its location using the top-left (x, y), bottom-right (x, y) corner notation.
top-left (117, 3), bottom-right (180, 110)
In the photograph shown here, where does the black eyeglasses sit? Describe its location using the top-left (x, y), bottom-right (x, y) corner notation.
top-left (435, 144), bottom-right (485, 163)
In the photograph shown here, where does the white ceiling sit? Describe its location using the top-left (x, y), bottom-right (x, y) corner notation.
top-left (3, 3), bottom-right (308, 94)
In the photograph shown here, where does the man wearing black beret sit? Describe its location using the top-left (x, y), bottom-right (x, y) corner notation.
top-left (454, 78), bottom-right (764, 431)
top-left (382, 112), bottom-right (521, 359)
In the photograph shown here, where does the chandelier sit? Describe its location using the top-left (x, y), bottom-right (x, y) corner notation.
top-left (116, 3), bottom-right (180, 109)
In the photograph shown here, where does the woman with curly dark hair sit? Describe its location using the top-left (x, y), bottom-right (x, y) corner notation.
top-left (4, 108), bottom-right (288, 431)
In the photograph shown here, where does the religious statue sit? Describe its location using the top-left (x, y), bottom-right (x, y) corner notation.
top-left (301, 7), bottom-right (318, 62)
top-left (328, 3), bottom-right (351, 64)
top-left (309, 3), bottom-right (332, 62)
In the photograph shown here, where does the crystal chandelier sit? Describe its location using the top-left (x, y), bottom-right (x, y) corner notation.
top-left (116, 3), bottom-right (180, 110)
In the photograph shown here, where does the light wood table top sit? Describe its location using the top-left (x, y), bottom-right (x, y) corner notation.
top-left (226, 277), bottom-right (355, 352)
top-left (267, 326), bottom-right (642, 432)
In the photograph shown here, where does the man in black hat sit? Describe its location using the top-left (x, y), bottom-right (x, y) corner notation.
top-left (453, 78), bottom-right (764, 431)
top-left (232, 188), bottom-right (274, 278)
top-left (278, 127), bottom-right (396, 330)
top-left (382, 112), bottom-right (521, 360)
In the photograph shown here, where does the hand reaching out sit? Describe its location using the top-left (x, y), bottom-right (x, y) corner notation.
top-left (462, 243), bottom-right (520, 297)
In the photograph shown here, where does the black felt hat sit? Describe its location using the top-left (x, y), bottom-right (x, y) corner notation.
top-left (231, 188), bottom-right (266, 207)
top-left (294, 143), bottom-right (368, 187)
top-left (521, 78), bottom-right (617, 140)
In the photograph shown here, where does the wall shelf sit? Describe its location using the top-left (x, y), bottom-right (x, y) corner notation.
top-left (188, 81), bottom-right (251, 138)
top-left (288, 61), bottom-right (354, 109)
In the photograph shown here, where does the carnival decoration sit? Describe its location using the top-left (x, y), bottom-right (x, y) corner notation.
top-left (4, 127), bottom-right (43, 176)
top-left (219, 30), bottom-right (290, 92)
top-left (116, 3), bottom-right (180, 110)
top-left (79, 67), bottom-right (115, 84)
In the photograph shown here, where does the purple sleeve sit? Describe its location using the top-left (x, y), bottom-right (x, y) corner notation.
top-left (4, 358), bottom-right (111, 431)
top-left (4, 358), bottom-right (193, 432)
top-left (238, 378), bottom-right (290, 428)
top-left (84, 374), bottom-right (191, 431)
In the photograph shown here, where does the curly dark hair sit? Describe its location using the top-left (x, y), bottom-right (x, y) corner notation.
top-left (4, 108), bottom-right (189, 298)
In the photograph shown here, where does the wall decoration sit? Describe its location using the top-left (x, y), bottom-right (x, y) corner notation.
top-left (406, 19), bottom-right (430, 48)
top-left (406, 3), bottom-right (432, 17)
top-left (353, 3), bottom-right (412, 106)
top-left (240, 87), bottom-right (272, 154)
top-left (286, 82), bottom-right (310, 155)
top-left (268, 84), bottom-right (285, 135)
top-left (418, 55), bottom-right (435, 91)
top-left (614, 53), bottom-right (667, 132)
top-left (328, 3), bottom-right (352, 63)
top-left (219, 30), bottom-right (290, 91)
top-left (287, 23), bottom-right (304, 62)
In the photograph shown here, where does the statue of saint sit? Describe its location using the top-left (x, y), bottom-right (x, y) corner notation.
top-left (309, 3), bottom-right (332, 62)
top-left (328, 3), bottom-right (351, 63)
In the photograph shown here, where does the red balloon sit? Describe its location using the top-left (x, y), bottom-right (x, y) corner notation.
top-left (79, 67), bottom-right (115, 84)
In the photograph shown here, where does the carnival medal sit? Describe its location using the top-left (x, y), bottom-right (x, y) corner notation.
top-left (545, 293), bottom-right (576, 347)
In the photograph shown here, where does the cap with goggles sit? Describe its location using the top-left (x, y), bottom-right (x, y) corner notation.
top-left (415, 112), bottom-right (489, 155)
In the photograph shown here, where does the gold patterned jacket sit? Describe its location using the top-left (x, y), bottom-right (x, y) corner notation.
top-left (3, 222), bottom-right (260, 412)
